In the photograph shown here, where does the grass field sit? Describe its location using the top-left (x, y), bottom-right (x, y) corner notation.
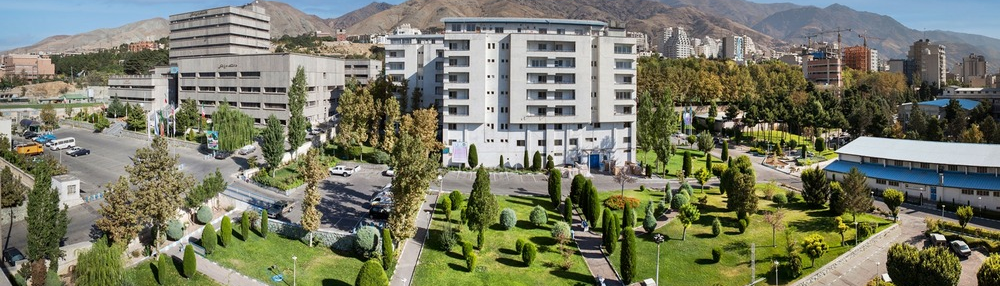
top-left (414, 195), bottom-right (592, 286)
top-left (123, 258), bottom-right (221, 286)
top-left (607, 186), bottom-right (892, 286)
top-left (205, 230), bottom-right (365, 286)
top-left (637, 148), bottom-right (724, 179)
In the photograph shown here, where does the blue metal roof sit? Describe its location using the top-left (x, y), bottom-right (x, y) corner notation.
top-left (824, 160), bottom-right (1000, 191)
top-left (441, 17), bottom-right (607, 27)
top-left (918, 98), bottom-right (980, 110)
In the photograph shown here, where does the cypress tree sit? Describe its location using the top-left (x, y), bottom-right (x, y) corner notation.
top-left (682, 151), bottom-right (692, 177)
top-left (241, 214), bottom-right (250, 241)
top-left (621, 228), bottom-right (638, 284)
top-left (587, 184), bottom-right (600, 226)
top-left (201, 225), bottom-right (217, 255)
top-left (157, 253), bottom-right (168, 285)
top-left (382, 228), bottom-right (395, 276)
top-left (622, 203), bottom-right (636, 228)
top-left (220, 215), bottom-right (232, 247)
top-left (721, 141), bottom-right (729, 161)
top-left (547, 169), bottom-right (562, 208)
top-left (287, 66), bottom-right (308, 151)
top-left (532, 151), bottom-right (543, 171)
top-left (563, 197), bottom-right (574, 223)
top-left (260, 210), bottom-right (269, 238)
top-left (183, 244), bottom-right (196, 278)
top-left (468, 144), bottom-right (479, 169)
top-left (523, 150), bottom-right (529, 170)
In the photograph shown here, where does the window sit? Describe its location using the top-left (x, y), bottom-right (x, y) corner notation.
top-left (622, 76), bottom-right (633, 83)
top-left (624, 122), bottom-right (631, 128)
top-left (948, 165), bottom-right (959, 171)
top-left (539, 28), bottom-right (547, 34)
top-left (537, 124), bottom-right (546, 130)
top-left (264, 87), bottom-right (286, 93)
top-left (537, 43), bottom-right (547, 50)
top-left (218, 72), bottom-right (237, 78)
top-left (569, 138), bottom-right (578, 145)
top-left (961, 189), bottom-right (974, 195)
top-left (264, 103), bottom-right (286, 109)
top-left (867, 157), bottom-right (880, 164)
top-left (199, 86), bottom-right (215, 92)
top-left (451, 24), bottom-right (461, 32)
top-left (447, 124), bottom-right (457, 130)
top-left (537, 140), bottom-right (545, 146)
top-left (876, 179), bottom-right (887, 184)
top-left (67, 184), bottom-right (77, 195)
top-left (219, 86), bottom-right (237, 92)
top-left (554, 108), bottom-right (564, 115)
top-left (615, 91), bottom-right (632, 100)
top-left (241, 102), bottom-right (260, 108)
top-left (538, 91), bottom-right (547, 99)
top-left (181, 86), bottom-right (195, 91)
top-left (557, 29), bottom-right (565, 34)
top-left (920, 163), bottom-right (930, 169)
top-left (241, 71), bottom-right (260, 77)
top-left (516, 140), bottom-right (526, 147)
top-left (621, 106), bottom-right (633, 114)
top-left (586, 138), bottom-right (596, 142)
top-left (198, 72), bottom-right (215, 77)
top-left (977, 167), bottom-right (990, 173)
top-left (555, 139), bottom-right (563, 146)
top-left (624, 137), bottom-right (631, 143)
top-left (240, 87), bottom-right (261, 93)
top-left (554, 124), bottom-right (563, 130)
top-left (593, 123), bottom-right (601, 128)
top-left (977, 190), bottom-right (990, 196)
top-left (537, 75), bottom-right (547, 83)
top-left (181, 73), bottom-right (196, 78)
top-left (494, 27), bottom-right (504, 33)
top-left (894, 160), bottom-right (904, 167)
top-left (537, 107), bottom-right (547, 116)
top-left (888, 181), bottom-right (900, 187)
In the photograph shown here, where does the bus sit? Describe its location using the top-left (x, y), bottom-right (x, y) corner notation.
top-left (48, 137), bottom-right (76, 151)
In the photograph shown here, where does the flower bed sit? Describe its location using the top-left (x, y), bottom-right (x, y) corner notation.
top-left (603, 194), bottom-right (641, 210)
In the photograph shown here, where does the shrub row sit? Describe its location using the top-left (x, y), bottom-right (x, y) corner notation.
top-left (603, 195), bottom-right (641, 210)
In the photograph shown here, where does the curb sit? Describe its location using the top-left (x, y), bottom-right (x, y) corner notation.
top-left (790, 223), bottom-right (900, 286)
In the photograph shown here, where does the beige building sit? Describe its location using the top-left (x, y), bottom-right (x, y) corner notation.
top-left (168, 2), bottom-right (271, 60)
top-left (1, 54), bottom-right (56, 80)
top-left (343, 59), bottom-right (381, 86)
top-left (908, 39), bottom-right (947, 88)
top-left (108, 67), bottom-right (172, 109)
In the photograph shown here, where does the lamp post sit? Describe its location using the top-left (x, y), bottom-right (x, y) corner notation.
top-left (654, 234), bottom-right (665, 286)
top-left (292, 256), bottom-right (297, 286)
top-left (876, 261), bottom-right (880, 278)
top-left (979, 196), bottom-right (983, 215)
top-left (854, 221), bottom-right (859, 245)
top-left (774, 260), bottom-right (780, 285)
top-left (941, 203), bottom-right (946, 218)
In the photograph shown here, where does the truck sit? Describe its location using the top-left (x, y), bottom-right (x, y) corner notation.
top-left (15, 143), bottom-right (44, 156)
top-left (328, 165), bottom-right (361, 177)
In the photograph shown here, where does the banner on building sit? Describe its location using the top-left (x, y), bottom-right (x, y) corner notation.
top-left (450, 142), bottom-right (469, 164)
top-left (206, 131), bottom-right (219, 150)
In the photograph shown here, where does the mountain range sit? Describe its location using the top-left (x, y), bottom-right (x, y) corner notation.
top-left (6, 0), bottom-right (1000, 71)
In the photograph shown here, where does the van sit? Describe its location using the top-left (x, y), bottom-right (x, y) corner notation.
top-left (238, 144), bottom-right (256, 155)
top-left (48, 137), bottom-right (76, 151)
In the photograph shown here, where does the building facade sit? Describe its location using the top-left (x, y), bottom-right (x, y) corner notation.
top-left (843, 46), bottom-right (878, 72)
top-left (722, 35), bottom-right (744, 62)
top-left (343, 58), bottom-right (381, 86)
top-left (108, 67), bottom-right (173, 109)
top-left (168, 3), bottom-right (271, 60)
top-left (897, 98), bottom-right (980, 123)
top-left (803, 57), bottom-right (842, 87)
top-left (824, 137), bottom-right (1000, 210)
top-left (436, 17), bottom-right (637, 170)
top-left (128, 41), bottom-right (160, 52)
top-left (1, 54), bottom-right (55, 80)
top-left (959, 53), bottom-right (988, 86)
top-left (384, 34), bottom-right (446, 110)
top-left (908, 39), bottom-right (947, 88)
top-left (661, 27), bottom-right (693, 59)
top-left (941, 86), bottom-right (1000, 118)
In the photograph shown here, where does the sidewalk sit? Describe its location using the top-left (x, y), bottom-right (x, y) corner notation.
top-left (390, 192), bottom-right (439, 286)
top-left (572, 209), bottom-right (622, 286)
top-left (167, 243), bottom-right (267, 286)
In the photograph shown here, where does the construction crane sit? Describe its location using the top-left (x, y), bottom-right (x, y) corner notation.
top-left (857, 32), bottom-right (885, 49)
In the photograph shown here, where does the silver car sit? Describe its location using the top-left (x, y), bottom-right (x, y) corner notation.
top-left (950, 240), bottom-right (971, 257)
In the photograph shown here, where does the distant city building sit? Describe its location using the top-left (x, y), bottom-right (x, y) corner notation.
top-left (843, 46), bottom-right (878, 72)
top-left (907, 39), bottom-right (947, 88)
top-left (941, 86), bottom-right (1000, 118)
top-left (336, 29), bottom-right (347, 42)
top-left (742, 36), bottom-right (756, 59)
top-left (660, 27), bottom-right (692, 58)
top-left (167, 2), bottom-right (271, 60)
top-left (778, 54), bottom-right (802, 66)
top-left (800, 42), bottom-right (842, 87)
top-left (127, 41), bottom-right (160, 52)
top-left (958, 53), bottom-right (989, 87)
top-left (694, 36), bottom-right (721, 59)
top-left (393, 24), bottom-right (422, 36)
top-left (0, 54), bottom-right (55, 81)
top-left (627, 32), bottom-right (649, 52)
top-left (722, 35), bottom-right (745, 62)
top-left (824, 137), bottom-right (1000, 210)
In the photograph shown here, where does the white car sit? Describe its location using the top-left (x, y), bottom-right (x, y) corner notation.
top-left (329, 165), bottom-right (361, 177)
top-left (383, 167), bottom-right (395, 177)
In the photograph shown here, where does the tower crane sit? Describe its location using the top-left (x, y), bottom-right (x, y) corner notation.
top-left (857, 32), bottom-right (885, 49)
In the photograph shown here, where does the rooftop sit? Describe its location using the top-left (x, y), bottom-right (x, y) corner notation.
top-left (836, 137), bottom-right (1000, 168)
top-left (901, 98), bottom-right (980, 110)
top-left (441, 17), bottom-right (607, 27)
top-left (824, 160), bottom-right (1000, 191)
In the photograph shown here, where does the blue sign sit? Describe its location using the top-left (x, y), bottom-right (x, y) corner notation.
top-left (271, 274), bottom-right (284, 282)
top-left (169, 66), bottom-right (179, 74)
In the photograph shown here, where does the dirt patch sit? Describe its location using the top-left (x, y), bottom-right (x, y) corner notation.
top-left (764, 156), bottom-right (788, 167)
top-left (14, 81), bottom-right (77, 98)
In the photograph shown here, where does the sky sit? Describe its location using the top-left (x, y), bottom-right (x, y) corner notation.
top-left (1, 0), bottom-right (998, 52)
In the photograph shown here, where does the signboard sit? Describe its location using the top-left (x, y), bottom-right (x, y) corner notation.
top-left (450, 142), bottom-right (469, 164)
top-left (206, 131), bottom-right (219, 150)
top-left (682, 108), bottom-right (694, 130)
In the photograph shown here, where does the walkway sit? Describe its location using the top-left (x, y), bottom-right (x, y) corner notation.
top-left (391, 192), bottom-right (439, 286)
top-left (571, 202), bottom-right (679, 286)
top-left (166, 242), bottom-right (267, 286)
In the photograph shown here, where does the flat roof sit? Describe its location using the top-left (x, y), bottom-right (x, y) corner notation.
top-left (824, 160), bottom-right (1000, 191)
top-left (836, 137), bottom-right (1000, 168)
top-left (441, 17), bottom-right (607, 27)
top-left (902, 99), bottom-right (980, 109)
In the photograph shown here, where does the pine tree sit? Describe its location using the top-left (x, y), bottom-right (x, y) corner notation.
top-left (287, 66), bottom-right (308, 151)
top-left (261, 114), bottom-right (285, 175)
top-left (388, 134), bottom-right (438, 239)
top-left (466, 168), bottom-right (500, 231)
top-left (842, 167), bottom-right (874, 222)
top-left (299, 148), bottom-right (326, 246)
top-left (128, 137), bottom-right (195, 245)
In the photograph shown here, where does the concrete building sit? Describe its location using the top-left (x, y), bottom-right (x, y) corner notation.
top-left (722, 35), bottom-right (744, 62)
top-left (51, 175), bottom-right (84, 208)
top-left (897, 98), bottom-right (980, 123)
top-left (941, 86), bottom-right (1000, 118)
top-left (824, 137), bottom-right (1000, 210)
top-left (803, 56), bottom-right (842, 87)
top-left (627, 32), bottom-right (650, 52)
top-left (343, 58), bottom-right (381, 86)
top-left (437, 17), bottom-right (637, 170)
top-left (695, 36), bottom-right (721, 59)
top-left (384, 34), bottom-right (446, 110)
top-left (167, 2), bottom-right (271, 60)
top-left (908, 39), bottom-right (947, 88)
top-left (108, 67), bottom-right (173, 109)
top-left (843, 46), bottom-right (878, 72)
top-left (1, 54), bottom-right (55, 80)
top-left (660, 27), bottom-right (693, 59)
top-left (128, 41), bottom-right (160, 52)
top-left (958, 53), bottom-right (989, 86)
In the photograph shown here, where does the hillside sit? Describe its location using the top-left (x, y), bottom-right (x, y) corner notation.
top-left (327, 2), bottom-right (394, 29)
top-left (659, 0), bottom-right (801, 27)
top-left (254, 1), bottom-right (336, 38)
top-left (4, 18), bottom-right (168, 55)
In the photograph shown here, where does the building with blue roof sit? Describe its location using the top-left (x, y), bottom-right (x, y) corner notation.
top-left (823, 137), bottom-right (1000, 210)
top-left (897, 98), bottom-right (980, 123)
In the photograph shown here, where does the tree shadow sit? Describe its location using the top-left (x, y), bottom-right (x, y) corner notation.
top-left (724, 230), bottom-right (742, 235)
top-left (88, 225), bottom-right (104, 240)
top-left (169, 254), bottom-right (186, 277)
top-left (447, 263), bottom-right (467, 272)
top-left (698, 203), bottom-right (729, 215)
top-left (787, 217), bottom-right (830, 233)
top-left (549, 268), bottom-right (593, 284)
top-left (496, 257), bottom-right (523, 267)
top-left (499, 248), bottom-right (519, 255)
top-left (516, 220), bottom-right (538, 230)
top-left (321, 279), bottom-right (351, 286)
top-left (694, 258), bottom-right (717, 265)
top-left (148, 261), bottom-right (161, 284)
top-left (694, 233), bottom-right (716, 239)
top-left (529, 236), bottom-right (556, 246)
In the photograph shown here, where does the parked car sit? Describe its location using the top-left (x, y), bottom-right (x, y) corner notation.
top-left (22, 131), bottom-right (37, 139)
top-left (370, 191), bottom-right (393, 206)
top-left (369, 205), bottom-right (391, 220)
top-left (3, 247), bottom-right (24, 267)
top-left (929, 233), bottom-right (947, 247)
top-left (329, 165), bottom-right (361, 177)
top-left (950, 240), bottom-right (972, 257)
top-left (238, 144), bottom-right (257, 155)
top-left (383, 167), bottom-right (395, 177)
top-left (214, 152), bottom-right (231, 160)
top-left (266, 200), bottom-right (294, 218)
top-left (33, 134), bottom-right (56, 144)
top-left (66, 147), bottom-right (91, 157)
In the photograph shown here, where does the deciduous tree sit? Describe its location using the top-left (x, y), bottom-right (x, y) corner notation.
top-left (883, 189), bottom-right (904, 222)
top-left (678, 204), bottom-right (700, 240)
top-left (287, 66), bottom-right (308, 151)
top-left (97, 177), bottom-right (141, 244)
top-left (212, 103), bottom-right (254, 152)
top-left (801, 234), bottom-right (828, 267)
top-left (957, 206), bottom-right (974, 229)
top-left (299, 148), bottom-right (326, 246)
top-left (26, 162), bottom-right (68, 272)
top-left (73, 237), bottom-right (124, 286)
top-left (261, 114), bottom-right (285, 174)
top-left (763, 209), bottom-right (786, 247)
top-left (335, 82), bottom-right (374, 149)
top-left (979, 254), bottom-right (1000, 286)
top-left (389, 134), bottom-right (439, 239)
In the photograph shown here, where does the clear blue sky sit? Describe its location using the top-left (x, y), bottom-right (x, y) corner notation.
top-left (2, 0), bottom-right (997, 52)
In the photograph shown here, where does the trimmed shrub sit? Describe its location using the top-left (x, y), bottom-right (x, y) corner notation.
top-left (356, 259), bottom-right (389, 286)
top-left (788, 191), bottom-right (803, 203)
top-left (524, 150), bottom-right (530, 171)
top-left (738, 218), bottom-right (749, 234)
top-left (166, 220), bottom-right (184, 241)
top-left (499, 208), bottom-right (517, 230)
top-left (157, 253), bottom-right (168, 285)
top-left (260, 210), bottom-right (269, 238)
top-left (468, 144), bottom-right (478, 168)
top-left (465, 252), bottom-right (477, 272)
top-left (681, 182), bottom-right (694, 197)
top-left (201, 225), bottom-right (217, 255)
top-left (477, 230), bottom-right (485, 249)
top-left (570, 174), bottom-right (585, 204)
top-left (547, 169), bottom-right (562, 207)
top-left (532, 151), bottom-right (542, 171)
top-left (682, 151), bottom-right (692, 177)
top-left (858, 222), bottom-right (876, 239)
top-left (664, 189), bottom-right (673, 206)
top-left (604, 195), bottom-right (641, 210)
top-left (381, 228), bottom-right (395, 275)
top-left (356, 226), bottom-right (379, 258)
top-left (220, 215), bottom-right (232, 247)
top-left (449, 191), bottom-right (463, 210)
top-left (182, 244), bottom-right (196, 278)
top-left (785, 252), bottom-right (803, 278)
top-left (815, 138), bottom-right (826, 152)
top-left (515, 238), bottom-right (528, 254)
top-left (712, 218), bottom-right (722, 237)
top-left (240, 213), bottom-right (250, 241)
top-left (546, 155), bottom-right (555, 170)
top-left (370, 150), bottom-right (391, 164)
top-left (551, 221), bottom-right (571, 241)
top-left (654, 202), bottom-right (667, 218)
top-left (712, 247), bottom-right (722, 262)
top-left (620, 228), bottom-right (638, 284)
top-left (622, 204), bottom-right (636, 228)
top-left (672, 193), bottom-right (690, 210)
top-left (563, 197), bottom-right (574, 223)
top-left (773, 193), bottom-right (788, 204)
top-left (196, 205), bottom-right (212, 224)
top-left (521, 242), bottom-right (538, 266)
top-left (529, 206), bottom-right (548, 227)
top-left (442, 197), bottom-right (453, 222)
top-left (438, 226), bottom-right (456, 251)
top-left (642, 206), bottom-right (657, 234)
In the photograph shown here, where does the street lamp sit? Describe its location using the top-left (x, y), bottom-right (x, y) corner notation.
top-left (774, 260), bottom-right (780, 285)
top-left (653, 234), bottom-right (665, 286)
top-left (292, 256), bottom-right (297, 286)
top-left (941, 203), bottom-right (946, 218)
top-left (876, 261), bottom-right (880, 278)
top-left (979, 197), bottom-right (983, 215)
top-left (854, 222), bottom-right (859, 246)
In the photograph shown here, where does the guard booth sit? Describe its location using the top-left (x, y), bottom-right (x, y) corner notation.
top-left (19, 119), bottom-right (42, 133)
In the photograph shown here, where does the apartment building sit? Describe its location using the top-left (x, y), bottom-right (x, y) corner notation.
top-left (435, 17), bottom-right (637, 170)
top-left (1, 54), bottom-right (55, 80)
top-left (385, 34), bottom-right (446, 109)
top-left (343, 58), bottom-right (381, 86)
top-left (722, 35), bottom-right (744, 62)
top-left (660, 27), bottom-right (693, 59)
top-left (908, 39), bottom-right (947, 88)
top-left (168, 2), bottom-right (271, 60)
top-left (843, 46), bottom-right (879, 72)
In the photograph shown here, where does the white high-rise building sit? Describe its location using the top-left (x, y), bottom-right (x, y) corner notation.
top-left (429, 17), bottom-right (637, 170)
top-left (661, 27), bottom-right (693, 58)
top-left (385, 34), bottom-right (446, 110)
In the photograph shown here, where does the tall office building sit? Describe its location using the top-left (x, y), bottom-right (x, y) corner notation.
top-left (168, 2), bottom-right (271, 60)
top-left (722, 35), bottom-right (744, 61)
top-left (908, 39), bottom-right (947, 88)
top-left (427, 17), bottom-right (638, 169)
top-left (959, 53), bottom-right (988, 86)
top-left (661, 27), bottom-right (692, 59)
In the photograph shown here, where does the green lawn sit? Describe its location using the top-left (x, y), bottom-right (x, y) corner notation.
top-left (607, 187), bottom-right (892, 286)
top-left (0, 102), bottom-right (101, 109)
top-left (205, 230), bottom-right (365, 286)
top-left (637, 149), bottom-right (724, 179)
top-left (123, 258), bottom-right (221, 286)
top-left (414, 195), bottom-right (592, 286)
